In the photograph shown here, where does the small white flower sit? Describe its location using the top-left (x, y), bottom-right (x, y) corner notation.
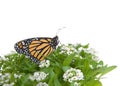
top-left (0, 56), bottom-right (8, 61)
top-left (36, 82), bottom-right (48, 86)
top-left (83, 48), bottom-right (96, 55)
top-left (68, 78), bottom-right (72, 83)
top-left (0, 81), bottom-right (4, 85)
top-left (34, 72), bottom-right (40, 77)
top-left (14, 73), bottom-right (22, 78)
top-left (74, 82), bottom-right (81, 86)
top-left (39, 60), bottom-right (50, 68)
top-left (92, 56), bottom-right (99, 61)
top-left (0, 73), bottom-right (2, 76)
top-left (29, 75), bottom-right (35, 81)
top-left (4, 79), bottom-right (9, 83)
top-left (97, 64), bottom-right (102, 68)
top-left (89, 65), bottom-right (93, 69)
top-left (29, 71), bottom-right (48, 81)
top-left (71, 76), bottom-right (78, 81)
top-left (4, 73), bottom-right (10, 78)
top-left (45, 60), bottom-right (50, 67)
top-left (63, 68), bottom-right (84, 83)
top-left (78, 47), bottom-right (83, 51)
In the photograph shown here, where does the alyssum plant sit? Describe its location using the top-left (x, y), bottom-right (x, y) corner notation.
top-left (0, 44), bottom-right (116, 86)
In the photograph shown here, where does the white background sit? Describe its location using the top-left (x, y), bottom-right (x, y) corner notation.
top-left (0, 0), bottom-right (120, 86)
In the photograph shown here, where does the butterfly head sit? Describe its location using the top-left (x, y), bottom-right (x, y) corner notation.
top-left (51, 36), bottom-right (59, 49)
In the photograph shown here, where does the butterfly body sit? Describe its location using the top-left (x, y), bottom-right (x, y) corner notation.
top-left (14, 36), bottom-right (59, 63)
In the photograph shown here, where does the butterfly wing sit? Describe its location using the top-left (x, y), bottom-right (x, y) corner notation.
top-left (28, 38), bottom-right (54, 61)
top-left (14, 37), bottom-right (55, 63)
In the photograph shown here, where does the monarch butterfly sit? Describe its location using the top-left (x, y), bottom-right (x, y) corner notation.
top-left (14, 36), bottom-right (59, 63)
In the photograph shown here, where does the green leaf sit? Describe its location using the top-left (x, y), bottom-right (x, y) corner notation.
top-left (98, 61), bottom-right (104, 65)
top-left (63, 54), bottom-right (74, 66)
top-left (48, 68), bottom-right (55, 86)
top-left (54, 75), bottom-right (62, 86)
top-left (82, 43), bottom-right (89, 48)
top-left (70, 82), bottom-right (74, 86)
top-left (80, 50), bottom-right (85, 57)
top-left (62, 66), bottom-right (71, 72)
top-left (86, 80), bottom-right (102, 86)
top-left (100, 65), bottom-right (117, 76)
top-left (20, 74), bottom-right (33, 86)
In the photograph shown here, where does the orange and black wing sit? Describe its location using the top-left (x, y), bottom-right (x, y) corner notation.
top-left (14, 36), bottom-right (59, 63)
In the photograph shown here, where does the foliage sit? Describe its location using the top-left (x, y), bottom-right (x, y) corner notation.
top-left (0, 44), bottom-right (116, 86)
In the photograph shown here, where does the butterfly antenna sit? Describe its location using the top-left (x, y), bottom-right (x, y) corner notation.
top-left (56, 27), bottom-right (66, 36)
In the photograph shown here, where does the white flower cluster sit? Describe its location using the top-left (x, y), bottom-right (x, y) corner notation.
top-left (83, 48), bottom-right (99, 61)
top-left (39, 60), bottom-right (50, 68)
top-left (3, 82), bottom-right (14, 86)
top-left (0, 56), bottom-right (8, 61)
top-left (36, 82), bottom-right (48, 86)
top-left (0, 73), bottom-right (11, 85)
top-left (60, 45), bottom-right (76, 55)
top-left (29, 71), bottom-right (48, 81)
top-left (78, 46), bottom-right (100, 61)
top-left (63, 68), bottom-right (84, 83)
